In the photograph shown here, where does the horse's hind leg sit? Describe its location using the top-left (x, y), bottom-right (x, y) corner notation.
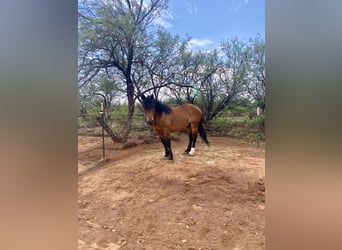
top-left (185, 132), bottom-right (193, 153)
top-left (184, 125), bottom-right (193, 153)
top-left (188, 124), bottom-right (198, 156)
top-left (189, 134), bottom-right (197, 155)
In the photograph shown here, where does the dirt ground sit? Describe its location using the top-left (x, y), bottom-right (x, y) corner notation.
top-left (78, 133), bottom-right (265, 250)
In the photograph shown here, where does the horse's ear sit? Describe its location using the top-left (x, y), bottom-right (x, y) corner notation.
top-left (141, 94), bottom-right (145, 100)
top-left (151, 94), bottom-right (154, 99)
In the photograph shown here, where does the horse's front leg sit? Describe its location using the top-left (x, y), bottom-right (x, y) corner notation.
top-left (160, 137), bottom-right (169, 158)
top-left (165, 138), bottom-right (173, 160)
top-left (162, 128), bottom-right (173, 160)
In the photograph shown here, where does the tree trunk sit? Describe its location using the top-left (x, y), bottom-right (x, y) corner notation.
top-left (209, 96), bottom-right (232, 121)
top-left (96, 115), bottom-right (123, 143)
top-left (206, 97), bottom-right (214, 121)
top-left (123, 78), bottom-right (135, 142)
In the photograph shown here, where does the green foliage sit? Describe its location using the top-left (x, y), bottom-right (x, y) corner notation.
top-left (210, 105), bottom-right (265, 141)
top-left (78, 105), bottom-right (102, 128)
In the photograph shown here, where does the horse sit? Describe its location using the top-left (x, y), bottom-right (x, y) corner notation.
top-left (141, 94), bottom-right (209, 160)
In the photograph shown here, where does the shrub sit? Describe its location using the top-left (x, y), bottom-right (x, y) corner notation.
top-left (209, 106), bottom-right (265, 141)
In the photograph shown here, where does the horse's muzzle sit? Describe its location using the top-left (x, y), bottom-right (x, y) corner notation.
top-left (147, 120), bottom-right (154, 126)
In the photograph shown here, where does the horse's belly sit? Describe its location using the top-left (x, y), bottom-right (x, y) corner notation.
top-left (170, 120), bottom-right (189, 132)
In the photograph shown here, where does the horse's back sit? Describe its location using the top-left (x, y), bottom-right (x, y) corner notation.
top-left (167, 104), bottom-right (202, 132)
top-left (172, 104), bottom-right (201, 118)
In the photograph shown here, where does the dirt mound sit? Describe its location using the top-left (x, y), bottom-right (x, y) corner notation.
top-left (78, 135), bottom-right (265, 249)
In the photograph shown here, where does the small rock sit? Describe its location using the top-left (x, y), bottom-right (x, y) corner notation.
top-left (258, 204), bottom-right (265, 210)
top-left (117, 238), bottom-right (127, 245)
top-left (192, 204), bottom-right (203, 211)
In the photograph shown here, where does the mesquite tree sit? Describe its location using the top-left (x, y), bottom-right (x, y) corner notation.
top-left (78, 0), bottom-right (168, 142)
top-left (244, 35), bottom-right (265, 111)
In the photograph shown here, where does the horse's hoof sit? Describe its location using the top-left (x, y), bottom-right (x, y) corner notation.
top-left (188, 148), bottom-right (195, 156)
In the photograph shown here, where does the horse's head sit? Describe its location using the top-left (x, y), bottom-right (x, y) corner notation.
top-left (141, 94), bottom-right (155, 125)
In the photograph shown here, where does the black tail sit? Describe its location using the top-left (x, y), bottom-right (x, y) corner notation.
top-left (198, 118), bottom-right (209, 146)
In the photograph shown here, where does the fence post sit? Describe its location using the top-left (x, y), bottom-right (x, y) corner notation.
top-left (100, 102), bottom-right (105, 159)
top-left (256, 107), bottom-right (260, 147)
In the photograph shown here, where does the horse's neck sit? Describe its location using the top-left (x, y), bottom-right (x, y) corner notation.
top-left (154, 107), bottom-right (171, 127)
top-left (153, 111), bottom-right (163, 126)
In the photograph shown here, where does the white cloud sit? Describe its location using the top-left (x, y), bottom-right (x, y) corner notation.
top-left (189, 38), bottom-right (215, 49)
top-left (163, 9), bottom-right (176, 20)
top-left (194, 3), bottom-right (199, 14)
top-left (153, 17), bottom-right (173, 28)
top-left (153, 9), bottom-right (175, 28)
top-left (185, 1), bottom-right (198, 15)
top-left (230, 0), bottom-right (249, 12)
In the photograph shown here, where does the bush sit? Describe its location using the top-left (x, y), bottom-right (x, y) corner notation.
top-left (209, 107), bottom-right (265, 141)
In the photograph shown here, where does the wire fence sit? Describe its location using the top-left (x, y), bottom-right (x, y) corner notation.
top-left (78, 111), bottom-right (152, 139)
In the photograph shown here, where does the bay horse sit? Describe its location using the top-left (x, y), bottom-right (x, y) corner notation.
top-left (141, 94), bottom-right (209, 160)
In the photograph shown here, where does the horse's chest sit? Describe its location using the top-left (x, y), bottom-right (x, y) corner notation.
top-left (153, 125), bottom-right (163, 134)
top-left (153, 124), bottom-right (170, 136)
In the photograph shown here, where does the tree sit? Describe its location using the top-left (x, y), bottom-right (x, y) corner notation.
top-left (244, 35), bottom-right (265, 111)
top-left (78, 73), bottom-right (123, 117)
top-left (190, 50), bottom-right (220, 121)
top-left (134, 29), bottom-right (185, 100)
top-left (78, 0), bottom-right (168, 142)
top-left (199, 38), bottom-right (247, 121)
top-left (167, 45), bottom-right (218, 105)
top-left (97, 77), bottom-right (121, 115)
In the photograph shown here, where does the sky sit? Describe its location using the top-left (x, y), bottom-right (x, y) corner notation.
top-left (155, 0), bottom-right (265, 50)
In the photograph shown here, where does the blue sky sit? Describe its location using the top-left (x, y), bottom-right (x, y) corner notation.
top-left (155, 0), bottom-right (265, 50)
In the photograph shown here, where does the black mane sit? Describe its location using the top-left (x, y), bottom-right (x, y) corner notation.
top-left (142, 94), bottom-right (172, 115)
top-left (154, 99), bottom-right (172, 116)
